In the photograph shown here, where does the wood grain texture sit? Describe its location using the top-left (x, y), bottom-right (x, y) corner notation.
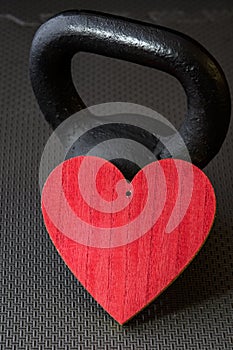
top-left (41, 156), bottom-right (216, 324)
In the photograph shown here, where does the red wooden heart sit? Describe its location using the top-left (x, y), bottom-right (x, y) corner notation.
top-left (41, 156), bottom-right (216, 324)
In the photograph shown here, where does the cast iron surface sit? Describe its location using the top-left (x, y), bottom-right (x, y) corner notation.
top-left (30, 9), bottom-right (231, 178)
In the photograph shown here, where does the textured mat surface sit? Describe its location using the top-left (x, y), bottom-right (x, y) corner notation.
top-left (0, 1), bottom-right (232, 349)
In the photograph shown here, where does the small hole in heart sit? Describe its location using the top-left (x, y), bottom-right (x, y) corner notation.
top-left (126, 190), bottom-right (132, 197)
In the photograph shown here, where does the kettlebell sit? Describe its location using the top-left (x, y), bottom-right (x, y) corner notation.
top-left (30, 10), bottom-right (231, 179)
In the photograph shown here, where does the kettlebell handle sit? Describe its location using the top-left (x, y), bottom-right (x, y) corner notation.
top-left (30, 10), bottom-right (231, 168)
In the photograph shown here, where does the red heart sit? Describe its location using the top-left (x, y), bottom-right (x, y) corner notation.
top-left (41, 156), bottom-right (215, 324)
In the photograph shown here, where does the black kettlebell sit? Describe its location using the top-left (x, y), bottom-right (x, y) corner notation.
top-left (30, 10), bottom-right (231, 179)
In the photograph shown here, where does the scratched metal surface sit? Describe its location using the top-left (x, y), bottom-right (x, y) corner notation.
top-left (0, 0), bottom-right (232, 349)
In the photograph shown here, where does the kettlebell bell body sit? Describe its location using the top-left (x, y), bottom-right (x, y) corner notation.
top-left (31, 10), bottom-right (231, 324)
